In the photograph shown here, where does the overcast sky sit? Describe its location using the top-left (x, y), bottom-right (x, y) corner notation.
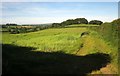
top-left (1, 2), bottom-right (118, 24)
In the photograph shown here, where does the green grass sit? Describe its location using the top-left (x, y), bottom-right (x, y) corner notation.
top-left (2, 24), bottom-right (118, 74)
top-left (2, 28), bottom-right (87, 53)
top-left (66, 24), bottom-right (99, 27)
top-left (77, 31), bottom-right (118, 74)
top-left (2, 44), bottom-right (111, 74)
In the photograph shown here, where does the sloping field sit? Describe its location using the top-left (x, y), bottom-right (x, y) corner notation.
top-left (2, 26), bottom-right (118, 74)
top-left (3, 28), bottom-right (87, 53)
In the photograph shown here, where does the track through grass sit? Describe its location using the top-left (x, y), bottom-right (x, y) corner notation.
top-left (76, 30), bottom-right (118, 74)
top-left (2, 26), bottom-right (118, 74)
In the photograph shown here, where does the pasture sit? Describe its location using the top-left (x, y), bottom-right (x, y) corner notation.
top-left (2, 24), bottom-right (118, 75)
top-left (3, 28), bottom-right (87, 53)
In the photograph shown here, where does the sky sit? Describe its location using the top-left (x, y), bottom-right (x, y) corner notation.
top-left (1, 0), bottom-right (120, 2)
top-left (1, 2), bottom-right (118, 24)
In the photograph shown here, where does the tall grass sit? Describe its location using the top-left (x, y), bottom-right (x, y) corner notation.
top-left (2, 23), bottom-right (118, 74)
top-left (87, 20), bottom-right (119, 74)
top-left (2, 28), bottom-right (87, 54)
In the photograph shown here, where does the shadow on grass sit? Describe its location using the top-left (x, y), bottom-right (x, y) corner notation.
top-left (2, 44), bottom-right (111, 75)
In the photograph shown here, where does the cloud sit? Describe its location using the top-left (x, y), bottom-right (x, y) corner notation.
top-left (1, 17), bottom-right (74, 24)
top-left (1, 2), bottom-right (117, 24)
top-left (2, 5), bottom-right (91, 17)
top-left (1, 15), bottom-right (117, 24)
top-left (86, 16), bottom-right (117, 22)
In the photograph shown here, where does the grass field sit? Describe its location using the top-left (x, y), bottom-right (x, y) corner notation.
top-left (2, 24), bottom-right (118, 74)
top-left (65, 24), bottom-right (99, 28)
top-left (3, 28), bottom-right (88, 53)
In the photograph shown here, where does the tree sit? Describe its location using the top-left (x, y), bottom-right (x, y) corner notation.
top-left (10, 27), bottom-right (19, 34)
top-left (20, 27), bottom-right (27, 33)
top-left (89, 20), bottom-right (103, 25)
top-left (52, 23), bottom-right (61, 27)
top-left (74, 18), bottom-right (88, 24)
top-left (61, 18), bottom-right (83, 26)
top-left (6, 23), bottom-right (17, 26)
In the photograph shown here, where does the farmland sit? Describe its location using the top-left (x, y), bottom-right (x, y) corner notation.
top-left (3, 27), bottom-right (87, 53)
top-left (2, 21), bottom-right (119, 75)
top-left (1, 2), bottom-right (119, 75)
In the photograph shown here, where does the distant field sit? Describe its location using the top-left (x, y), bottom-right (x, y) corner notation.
top-left (2, 24), bottom-right (118, 74)
top-left (66, 24), bottom-right (99, 28)
top-left (14, 26), bottom-right (35, 28)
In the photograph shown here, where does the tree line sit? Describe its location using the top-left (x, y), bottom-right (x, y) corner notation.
top-left (1, 24), bottom-right (53, 34)
top-left (1, 18), bottom-right (103, 34)
top-left (52, 18), bottom-right (103, 28)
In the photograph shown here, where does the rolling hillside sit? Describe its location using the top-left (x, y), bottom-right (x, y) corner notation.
top-left (2, 23), bottom-right (118, 75)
